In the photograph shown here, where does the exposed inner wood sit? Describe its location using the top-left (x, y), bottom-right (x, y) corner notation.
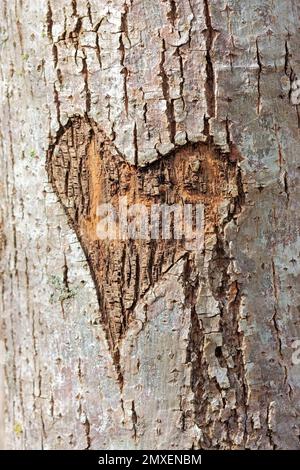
top-left (47, 115), bottom-right (238, 367)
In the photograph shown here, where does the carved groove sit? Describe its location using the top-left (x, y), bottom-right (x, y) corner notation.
top-left (47, 115), bottom-right (239, 376)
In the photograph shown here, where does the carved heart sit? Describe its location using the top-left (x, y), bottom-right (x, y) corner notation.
top-left (47, 115), bottom-right (238, 376)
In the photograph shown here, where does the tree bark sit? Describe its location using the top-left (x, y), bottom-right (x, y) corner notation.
top-left (0, 0), bottom-right (300, 450)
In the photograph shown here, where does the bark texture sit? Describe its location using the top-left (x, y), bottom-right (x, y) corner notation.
top-left (0, 0), bottom-right (300, 450)
top-left (47, 115), bottom-right (240, 384)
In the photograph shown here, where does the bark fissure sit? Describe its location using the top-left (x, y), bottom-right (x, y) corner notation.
top-left (256, 39), bottom-right (262, 115)
top-left (46, 2), bottom-right (53, 41)
top-left (203, 0), bottom-right (216, 121)
top-left (159, 38), bottom-right (176, 146)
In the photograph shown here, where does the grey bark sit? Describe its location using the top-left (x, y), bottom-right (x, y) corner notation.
top-left (0, 0), bottom-right (300, 450)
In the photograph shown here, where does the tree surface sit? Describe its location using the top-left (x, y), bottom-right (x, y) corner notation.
top-left (0, 0), bottom-right (300, 450)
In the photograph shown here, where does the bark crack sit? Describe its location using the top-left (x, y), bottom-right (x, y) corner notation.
top-left (46, 1), bottom-right (53, 41)
top-left (203, 0), bottom-right (217, 124)
top-left (159, 38), bottom-right (176, 145)
top-left (256, 39), bottom-right (262, 115)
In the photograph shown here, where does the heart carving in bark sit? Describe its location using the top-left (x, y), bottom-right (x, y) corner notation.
top-left (47, 115), bottom-right (239, 373)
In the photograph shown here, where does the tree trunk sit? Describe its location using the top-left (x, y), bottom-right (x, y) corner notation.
top-left (0, 0), bottom-right (300, 450)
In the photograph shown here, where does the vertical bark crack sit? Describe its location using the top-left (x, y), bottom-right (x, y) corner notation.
top-left (256, 39), bottom-right (262, 115)
top-left (203, 0), bottom-right (216, 122)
